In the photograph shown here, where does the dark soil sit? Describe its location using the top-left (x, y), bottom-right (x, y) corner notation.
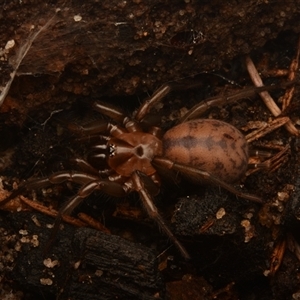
top-left (0, 1), bottom-right (300, 299)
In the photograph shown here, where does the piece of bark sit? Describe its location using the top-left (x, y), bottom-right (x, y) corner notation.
top-left (4, 212), bottom-right (164, 300)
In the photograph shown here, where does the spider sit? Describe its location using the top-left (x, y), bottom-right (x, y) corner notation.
top-left (1, 83), bottom-right (273, 259)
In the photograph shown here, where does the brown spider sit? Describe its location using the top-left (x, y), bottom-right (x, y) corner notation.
top-left (1, 83), bottom-right (273, 259)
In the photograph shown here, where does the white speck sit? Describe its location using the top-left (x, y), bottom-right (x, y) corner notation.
top-left (115, 22), bottom-right (128, 26)
top-left (19, 229), bottom-right (28, 235)
top-left (31, 234), bottom-right (39, 247)
top-left (216, 207), bottom-right (226, 219)
top-left (43, 258), bottom-right (60, 268)
top-left (74, 260), bottom-right (81, 269)
top-left (95, 269), bottom-right (103, 277)
top-left (277, 191), bottom-right (289, 201)
top-left (5, 40), bottom-right (15, 50)
top-left (40, 278), bottom-right (53, 285)
top-left (31, 214), bottom-right (41, 227)
top-left (74, 15), bottom-right (82, 22)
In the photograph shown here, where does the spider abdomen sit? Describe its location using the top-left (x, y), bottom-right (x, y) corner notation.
top-left (162, 119), bottom-right (249, 183)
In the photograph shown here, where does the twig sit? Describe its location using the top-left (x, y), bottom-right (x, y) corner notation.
top-left (245, 117), bottom-right (290, 143)
top-left (245, 55), bottom-right (299, 136)
top-left (0, 11), bottom-right (58, 107)
top-left (281, 35), bottom-right (300, 111)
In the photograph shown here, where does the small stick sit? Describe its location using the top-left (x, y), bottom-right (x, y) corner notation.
top-left (245, 117), bottom-right (290, 143)
top-left (245, 56), bottom-right (299, 136)
top-left (281, 35), bottom-right (300, 111)
top-left (20, 196), bottom-right (87, 227)
top-left (77, 212), bottom-right (111, 234)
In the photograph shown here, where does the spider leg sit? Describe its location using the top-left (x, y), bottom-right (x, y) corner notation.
top-left (0, 171), bottom-right (123, 207)
top-left (132, 171), bottom-right (191, 260)
top-left (92, 102), bottom-right (144, 133)
top-left (134, 81), bottom-right (279, 124)
top-left (68, 118), bottom-right (128, 137)
top-left (0, 180), bottom-right (53, 207)
top-left (92, 101), bottom-right (127, 123)
top-left (71, 158), bottom-right (114, 177)
top-left (135, 84), bottom-right (171, 122)
top-left (179, 85), bottom-right (280, 123)
top-left (134, 80), bottom-right (219, 122)
top-left (68, 119), bottom-right (112, 135)
top-left (45, 178), bottom-right (127, 253)
top-left (58, 179), bottom-right (126, 217)
top-left (153, 157), bottom-right (263, 204)
top-left (93, 89), bottom-right (170, 132)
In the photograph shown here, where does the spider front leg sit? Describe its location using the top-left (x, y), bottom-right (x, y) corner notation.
top-left (135, 84), bottom-right (171, 122)
top-left (153, 157), bottom-right (263, 204)
top-left (68, 118), bottom-right (128, 137)
top-left (0, 171), bottom-right (125, 208)
top-left (131, 171), bottom-right (191, 260)
top-left (92, 101), bottom-right (143, 133)
top-left (179, 85), bottom-right (280, 123)
top-left (134, 81), bottom-right (277, 124)
top-left (44, 176), bottom-right (126, 253)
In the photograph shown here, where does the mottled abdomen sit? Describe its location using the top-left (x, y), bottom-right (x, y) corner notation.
top-left (162, 119), bottom-right (249, 183)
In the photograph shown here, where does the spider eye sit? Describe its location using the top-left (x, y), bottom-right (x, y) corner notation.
top-left (109, 144), bottom-right (115, 156)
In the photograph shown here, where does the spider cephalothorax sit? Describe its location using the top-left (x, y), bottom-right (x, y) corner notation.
top-left (2, 84), bottom-right (271, 259)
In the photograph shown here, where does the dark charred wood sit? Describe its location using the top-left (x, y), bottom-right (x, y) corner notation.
top-left (3, 212), bottom-right (164, 300)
